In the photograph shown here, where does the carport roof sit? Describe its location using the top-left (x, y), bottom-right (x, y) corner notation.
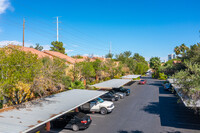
top-left (167, 79), bottom-right (200, 107)
top-left (92, 79), bottom-right (132, 89)
top-left (121, 75), bottom-right (141, 79)
top-left (0, 89), bottom-right (107, 133)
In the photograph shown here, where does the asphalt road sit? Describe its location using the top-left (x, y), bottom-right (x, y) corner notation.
top-left (49, 77), bottom-right (200, 133)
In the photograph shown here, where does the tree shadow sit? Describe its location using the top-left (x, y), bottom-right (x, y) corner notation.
top-left (142, 102), bottom-right (159, 115)
top-left (148, 83), bottom-right (163, 87)
top-left (142, 85), bottom-right (200, 130)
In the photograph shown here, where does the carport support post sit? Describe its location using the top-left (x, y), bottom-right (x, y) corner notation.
top-left (46, 121), bottom-right (51, 131)
top-left (75, 107), bottom-right (79, 112)
top-left (96, 75), bottom-right (98, 82)
top-left (84, 79), bottom-right (86, 86)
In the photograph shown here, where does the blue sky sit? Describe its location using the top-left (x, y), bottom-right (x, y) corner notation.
top-left (0, 0), bottom-right (200, 61)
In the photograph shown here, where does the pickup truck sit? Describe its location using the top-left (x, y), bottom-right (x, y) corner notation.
top-left (80, 98), bottom-right (114, 115)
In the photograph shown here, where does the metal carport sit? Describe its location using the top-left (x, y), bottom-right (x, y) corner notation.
top-left (0, 89), bottom-right (107, 133)
top-left (92, 79), bottom-right (132, 89)
top-left (121, 75), bottom-right (141, 80)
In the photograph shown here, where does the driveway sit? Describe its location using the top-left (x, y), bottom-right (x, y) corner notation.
top-left (49, 77), bottom-right (200, 133)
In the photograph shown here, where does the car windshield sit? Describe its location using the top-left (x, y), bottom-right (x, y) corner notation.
top-left (97, 97), bottom-right (104, 103)
top-left (141, 80), bottom-right (144, 81)
top-left (119, 87), bottom-right (125, 91)
top-left (107, 93), bottom-right (112, 96)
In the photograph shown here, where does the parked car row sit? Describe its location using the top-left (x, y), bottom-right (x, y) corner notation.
top-left (51, 112), bottom-right (92, 131)
top-left (51, 87), bottom-right (131, 131)
top-left (162, 81), bottom-right (174, 92)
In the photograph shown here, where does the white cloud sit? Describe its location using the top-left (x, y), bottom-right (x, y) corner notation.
top-left (42, 45), bottom-right (50, 50)
top-left (65, 49), bottom-right (74, 53)
top-left (82, 54), bottom-right (104, 58)
top-left (0, 0), bottom-right (12, 14)
top-left (0, 40), bottom-right (33, 47)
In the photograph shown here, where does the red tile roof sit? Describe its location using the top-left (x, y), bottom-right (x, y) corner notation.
top-left (7, 45), bottom-right (53, 59)
top-left (43, 50), bottom-right (76, 64)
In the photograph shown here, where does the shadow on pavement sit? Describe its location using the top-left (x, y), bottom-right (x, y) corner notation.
top-left (141, 76), bottom-right (152, 80)
top-left (118, 130), bottom-right (144, 133)
top-left (142, 83), bottom-right (200, 131)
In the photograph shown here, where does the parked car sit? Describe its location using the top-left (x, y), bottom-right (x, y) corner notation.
top-left (51, 112), bottom-right (92, 131)
top-left (100, 92), bottom-right (119, 101)
top-left (80, 97), bottom-right (114, 115)
top-left (164, 83), bottom-right (173, 91)
top-left (139, 80), bottom-right (147, 85)
top-left (113, 87), bottom-right (130, 96)
top-left (162, 81), bottom-right (169, 87)
top-left (109, 90), bottom-right (125, 99)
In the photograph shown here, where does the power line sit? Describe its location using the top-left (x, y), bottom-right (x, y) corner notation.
top-left (2, 2), bottom-right (122, 55)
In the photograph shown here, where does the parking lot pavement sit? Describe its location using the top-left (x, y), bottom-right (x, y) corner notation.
top-left (49, 77), bottom-right (200, 133)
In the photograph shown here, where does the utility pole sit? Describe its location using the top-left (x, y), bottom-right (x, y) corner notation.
top-left (23, 18), bottom-right (25, 47)
top-left (55, 16), bottom-right (61, 42)
top-left (109, 41), bottom-right (112, 54)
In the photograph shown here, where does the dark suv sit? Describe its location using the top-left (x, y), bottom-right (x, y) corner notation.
top-left (113, 87), bottom-right (130, 96)
top-left (51, 112), bottom-right (92, 131)
top-left (100, 92), bottom-right (119, 101)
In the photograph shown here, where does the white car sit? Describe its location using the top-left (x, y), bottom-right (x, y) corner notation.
top-left (80, 98), bottom-right (114, 115)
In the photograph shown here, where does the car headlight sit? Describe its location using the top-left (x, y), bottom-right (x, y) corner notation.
top-left (107, 104), bottom-right (113, 108)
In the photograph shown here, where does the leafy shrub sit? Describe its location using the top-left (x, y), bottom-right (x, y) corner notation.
top-left (132, 77), bottom-right (140, 80)
top-left (104, 77), bottom-right (111, 81)
top-left (89, 80), bottom-right (96, 85)
top-left (62, 76), bottom-right (72, 88)
top-left (114, 75), bottom-right (121, 79)
top-left (69, 81), bottom-right (85, 89)
top-left (158, 72), bottom-right (167, 80)
top-left (0, 102), bottom-right (2, 109)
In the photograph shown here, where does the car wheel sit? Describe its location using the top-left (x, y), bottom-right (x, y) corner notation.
top-left (100, 107), bottom-right (108, 115)
top-left (72, 124), bottom-right (79, 131)
top-left (111, 98), bottom-right (115, 101)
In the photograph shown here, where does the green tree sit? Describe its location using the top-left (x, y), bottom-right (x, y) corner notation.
top-left (0, 46), bottom-right (68, 106)
top-left (116, 51), bottom-right (148, 74)
top-left (81, 62), bottom-right (95, 81)
top-left (93, 59), bottom-right (104, 81)
top-left (0, 47), bottom-right (42, 105)
top-left (30, 43), bottom-right (44, 51)
top-left (50, 41), bottom-right (65, 54)
top-left (174, 43), bottom-right (189, 56)
top-left (150, 57), bottom-right (161, 78)
top-left (35, 43), bottom-right (43, 51)
top-left (105, 53), bottom-right (114, 59)
top-left (150, 57), bottom-right (161, 70)
top-left (124, 51), bottom-right (132, 58)
top-left (173, 61), bottom-right (200, 108)
top-left (32, 57), bottom-right (67, 97)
